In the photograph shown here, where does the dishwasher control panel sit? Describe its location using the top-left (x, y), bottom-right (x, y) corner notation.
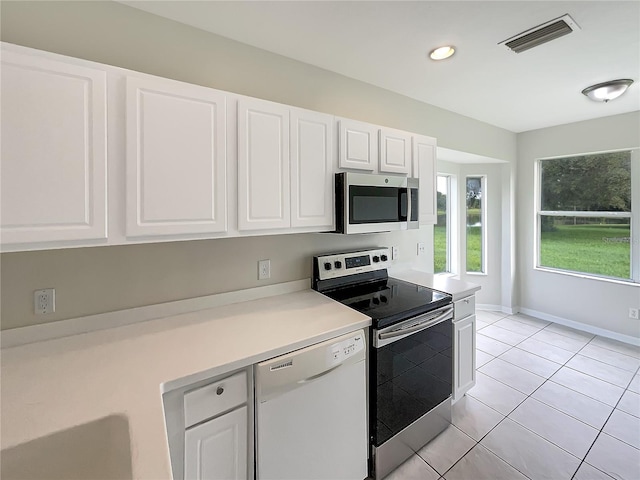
top-left (328, 332), bottom-right (365, 366)
top-left (256, 329), bottom-right (366, 402)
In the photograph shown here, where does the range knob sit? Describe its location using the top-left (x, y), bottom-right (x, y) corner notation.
top-left (372, 297), bottom-right (380, 305)
top-left (324, 262), bottom-right (332, 271)
top-left (372, 256), bottom-right (380, 263)
top-left (380, 254), bottom-right (388, 262)
top-left (334, 261), bottom-right (342, 269)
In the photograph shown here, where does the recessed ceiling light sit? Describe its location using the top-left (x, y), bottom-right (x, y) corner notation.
top-left (581, 79), bottom-right (634, 102)
top-left (429, 45), bottom-right (456, 61)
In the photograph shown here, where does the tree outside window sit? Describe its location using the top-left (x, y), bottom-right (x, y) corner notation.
top-left (466, 176), bottom-right (485, 273)
top-left (434, 175), bottom-right (449, 273)
top-left (538, 150), bottom-right (634, 281)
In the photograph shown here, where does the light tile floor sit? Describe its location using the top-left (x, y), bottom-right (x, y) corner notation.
top-left (384, 311), bottom-right (640, 480)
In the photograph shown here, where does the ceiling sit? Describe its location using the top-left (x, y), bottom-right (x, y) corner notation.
top-left (121, 1), bottom-right (640, 133)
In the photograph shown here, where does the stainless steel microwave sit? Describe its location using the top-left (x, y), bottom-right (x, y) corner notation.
top-left (335, 172), bottom-right (419, 234)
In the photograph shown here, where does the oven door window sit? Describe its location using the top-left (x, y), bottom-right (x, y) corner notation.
top-left (349, 185), bottom-right (408, 224)
top-left (372, 319), bottom-right (452, 447)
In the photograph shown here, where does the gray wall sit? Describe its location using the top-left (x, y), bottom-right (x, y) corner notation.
top-left (516, 112), bottom-right (640, 338)
top-left (0, 1), bottom-right (516, 330)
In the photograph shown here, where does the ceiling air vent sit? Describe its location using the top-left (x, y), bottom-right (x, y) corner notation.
top-left (500, 14), bottom-right (580, 53)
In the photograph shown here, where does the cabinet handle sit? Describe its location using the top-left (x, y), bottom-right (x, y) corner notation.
top-left (216, 386), bottom-right (224, 395)
top-left (464, 299), bottom-right (470, 304)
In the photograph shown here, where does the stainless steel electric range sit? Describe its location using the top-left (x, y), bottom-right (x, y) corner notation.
top-left (312, 247), bottom-right (454, 479)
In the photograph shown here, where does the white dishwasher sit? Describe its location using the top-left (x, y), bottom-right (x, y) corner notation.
top-left (255, 329), bottom-right (368, 480)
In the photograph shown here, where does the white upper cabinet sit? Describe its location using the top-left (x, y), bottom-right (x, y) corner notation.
top-left (338, 118), bottom-right (377, 171)
top-left (1, 43), bottom-right (441, 251)
top-left (125, 76), bottom-right (227, 238)
top-left (290, 108), bottom-right (335, 230)
top-left (237, 98), bottom-right (290, 231)
top-left (412, 134), bottom-right (438, 225)
top-left (379, 127), bottom-right (412, 175)
top-left (0, 49), bottom-right (107, 248)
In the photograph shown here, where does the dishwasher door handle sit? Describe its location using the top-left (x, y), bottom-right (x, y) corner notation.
top-left (297, 363), bottom-right (342, 384)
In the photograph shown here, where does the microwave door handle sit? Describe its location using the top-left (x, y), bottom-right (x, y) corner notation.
top-left (398, 190), bottom-right (408, 221)
top-left (406, 188), bottom-right (412, 225)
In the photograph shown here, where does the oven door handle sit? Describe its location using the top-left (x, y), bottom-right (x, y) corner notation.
top-left (377, 307), bottom-right (453, 342)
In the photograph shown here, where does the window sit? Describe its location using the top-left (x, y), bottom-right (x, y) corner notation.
top-left (434, 175), bottom-right (450, 273)
top-left (466, 176), bottom-right (485, 273)
top-left (537, 150), bottom-right (638, 283)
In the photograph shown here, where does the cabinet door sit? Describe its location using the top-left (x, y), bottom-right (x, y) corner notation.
top-left (238, 98), bottom-right (290, 231)
top-left (126, 76), bottom-right (227, 237)
top-left (453, 314), bottom-right (476, 403)
top-left (412, 134), bottom-right (437, 225)
top-left (379, 127), bottom-right (412, 174)
top-left (1, 50), bottom-right (107, 247)
top-left (338, 118), bottom-right (377, 171)
top-left (290, 108), bottom-right (334, 229)
top-left (185, 406), bottom-right (247, 480)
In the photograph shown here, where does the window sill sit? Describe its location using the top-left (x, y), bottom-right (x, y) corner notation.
top-left (465, 272), bottom-right (487, 277)
top-left (534, 266), bottom-right (639, 287)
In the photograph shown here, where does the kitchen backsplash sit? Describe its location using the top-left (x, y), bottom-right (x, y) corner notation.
top-left (0, 230), bottom-right (431, 330)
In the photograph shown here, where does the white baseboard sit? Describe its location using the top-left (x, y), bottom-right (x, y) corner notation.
top-left (519, 307), bottom-right (640, 347)
top-left (2, 279), bottom-right (310, 349)
top-left (476, 304), bottom-right (519, 316)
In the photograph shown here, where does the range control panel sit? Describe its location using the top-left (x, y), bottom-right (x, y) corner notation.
top-left (314, 247), bottom-right (391, 282)
top-left (327, 331), bottom-right (365, 366)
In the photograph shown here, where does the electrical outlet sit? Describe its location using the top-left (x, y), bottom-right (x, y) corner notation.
top-left (34, 288), bottom-right (55, 315)
top-left (258, 259), bottom-right (271, 280)
top-left (417, 242), bottom-right (426, 255)
top-left (391, 246), bottom-right (399, 260)
top-left (630, 308), bottom-right (639, 320)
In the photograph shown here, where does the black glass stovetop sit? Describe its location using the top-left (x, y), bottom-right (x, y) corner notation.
top-left (322, 277), bottom-right (452, 329)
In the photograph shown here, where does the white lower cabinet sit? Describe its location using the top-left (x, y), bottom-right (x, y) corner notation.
top-left (162, 369), bottom-right (251, 480)
top-left (453, 314), bottom-right (476, 402)
top-left (185, 406), bottom-right (248, 480)
top-left (452, 294), bottom-right (476, 403)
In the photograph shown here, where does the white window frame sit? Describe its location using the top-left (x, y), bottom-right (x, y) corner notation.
top-left (435, 174), bottom-right (458, 275)
top-left (465, 175), bottom-right (487, 275)
top-left (534, 148), bottom-right (639, 284)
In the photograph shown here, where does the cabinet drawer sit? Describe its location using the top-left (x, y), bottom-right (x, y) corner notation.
top-left (454, 295), bottom-right (475, 321)
top-left (184, 371), bottom-right (247, 428)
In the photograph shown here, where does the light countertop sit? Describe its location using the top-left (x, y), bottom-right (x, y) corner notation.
top-left (389, 268), bottom-right (481, 301)
top-left (1, 289), bottom-right (370, 480)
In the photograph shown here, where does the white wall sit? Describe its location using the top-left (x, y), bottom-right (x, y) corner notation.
top-left (0, 1), bottom-right (516, 330)
top-left (517, 112), bottom-right (640, 340)
top-left (458, 164), bottom-right (505, 308)
top-left (437, 160), bottom-right (516, 312)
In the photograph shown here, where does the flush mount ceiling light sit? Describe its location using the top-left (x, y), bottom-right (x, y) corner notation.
top-left (429, 45), bottom-right (455, 60)
top-left (581, 79), bottom-right (634, 102)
